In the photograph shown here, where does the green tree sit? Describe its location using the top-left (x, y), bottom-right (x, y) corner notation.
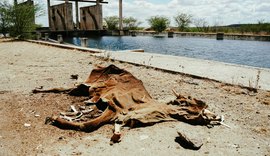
top-left (104, 16), bottom-right (119, 30)
top-left (0, 1), bottom-right (11, 37)
top-left (174, 13), bottom-right (192, 31)
top-left (11, 2), bottom-right (42, 39)
top-left (0, 0), bottom-right (42, 39)
top-left (147, 16), bottom-right (170, 33)
top-left (123, 17), bottom-right (141, 30)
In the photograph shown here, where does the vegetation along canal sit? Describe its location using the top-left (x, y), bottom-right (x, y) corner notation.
top-left (64, 36), bottom-right (270, 69)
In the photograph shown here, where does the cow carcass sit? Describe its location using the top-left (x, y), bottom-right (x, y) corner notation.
top-left (33, 65), bottom-right (223, 143)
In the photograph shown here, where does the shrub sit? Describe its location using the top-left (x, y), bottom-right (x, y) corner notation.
top-left (147, 16), bottom-right (170, 33)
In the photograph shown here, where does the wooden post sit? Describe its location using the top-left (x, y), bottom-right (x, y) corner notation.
top-left (80, 38), bottom-right (88, 47)
top-left (36, 32), bottom-right (41, 40)
top-left (57, 35), bottom-right (63, 43)
top-left (216, 33), bottom-right (224, 40)
top-left (45, 33), bottom-right (49, 41)
top-left (131, 31), bottom-right (136, 37)
top-left (168, 32), bottom-right (174, 38)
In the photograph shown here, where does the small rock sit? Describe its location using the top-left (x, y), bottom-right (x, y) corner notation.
top-left (206, 137), bottom-right (211, 143)
top-left (36, 144), bottom-right (42, 150)
top-left (24, 123), bottom-right (31, 127)
top-left (35, 114), bottom-right (40, 117)
top-left (37, 86), bottom-right (43, 89)
top-left (70, 74), bottom-right (78, 80)
top-left (232, 144), bottom-right (240, 148)
top-left (58, 136), bottom-right (65, 140)
top-left (175, 131), bottom-right (203, 150)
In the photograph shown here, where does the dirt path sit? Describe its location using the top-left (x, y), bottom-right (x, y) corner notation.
top-left (0, 40), bottom-right (269, 156)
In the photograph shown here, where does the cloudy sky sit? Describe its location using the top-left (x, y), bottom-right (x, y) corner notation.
top-left (10, 0), bottom-right (270, 27)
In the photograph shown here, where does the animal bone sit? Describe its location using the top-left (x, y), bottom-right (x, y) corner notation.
top-left (110, 122), bottom-right (123, 144)
top-left (70, 105), bottom-right (78, 113)
top-left (219, 121), bottom-right (231, 128)
top-left (60, 112), bottom-right (83, 121)
top-left (81, 109), bottom-right (94, 114)
top-left (172, 89), bottom-right (179, 97)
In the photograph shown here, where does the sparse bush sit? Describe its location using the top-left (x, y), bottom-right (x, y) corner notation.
top-left (193, 18), bottom-right (209, 32)
top-left (123, 17), bottom-right (141, 30)
top-left (104, 16), bottom-right (119, 30)
top-left (147, 16), bottom-right (170, 33)
top-left (174, 12), bottom-right (192, 31)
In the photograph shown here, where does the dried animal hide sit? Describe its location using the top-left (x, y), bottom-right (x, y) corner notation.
top-left (35, 65), bottom-right (221, 136)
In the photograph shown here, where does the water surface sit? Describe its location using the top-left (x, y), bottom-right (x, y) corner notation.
top-left (64, 36), bottom-right (270, 68)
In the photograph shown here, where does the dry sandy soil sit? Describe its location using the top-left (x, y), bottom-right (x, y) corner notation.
top-left (0, 39), bottom-right (270, 156)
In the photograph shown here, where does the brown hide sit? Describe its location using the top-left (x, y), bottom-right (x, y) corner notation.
top-left (44, 65), bottom-right (220, 132)
top-left (84, 64), bottom-right (153, 110)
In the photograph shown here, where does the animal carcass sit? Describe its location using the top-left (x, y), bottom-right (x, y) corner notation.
top-left (33, 65), bottom-right (222, 143)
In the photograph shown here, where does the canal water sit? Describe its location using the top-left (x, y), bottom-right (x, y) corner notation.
top-left (64, 36), bottom-right (270, 69)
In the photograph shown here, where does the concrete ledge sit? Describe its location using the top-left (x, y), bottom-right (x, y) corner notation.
top-left (134, 31), bottom-right (270, 41)
top-left (27, 40), bottom-right (105, 53)
top-left (28, 40), bottom-right (270, 91)
top-left (96, 51), bottom-right (270, 91)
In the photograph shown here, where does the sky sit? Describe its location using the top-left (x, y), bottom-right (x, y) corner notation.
top-left (7, 0), bottom-right (270, 27)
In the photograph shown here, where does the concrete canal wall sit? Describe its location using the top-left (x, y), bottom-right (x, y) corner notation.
top-left (28, 40), bottom-right (270, 91)
top-left (133, 31), bottom-right (270, 41)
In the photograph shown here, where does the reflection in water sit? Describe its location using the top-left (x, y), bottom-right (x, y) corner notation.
top-left (64, 36), bottom-right (270, 68)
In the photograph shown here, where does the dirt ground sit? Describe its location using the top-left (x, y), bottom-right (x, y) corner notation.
top-left (0, 40), bottom-right (269, 156)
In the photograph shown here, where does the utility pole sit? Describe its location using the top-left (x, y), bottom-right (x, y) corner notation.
top-left (75, 0), bottom-right (79, 29)
top-left (119, 0), bottom-right (123, 31)
top-left (119, 0), bottom-right (124, 35)
top-left (47, 0), bottom-right (51, 29)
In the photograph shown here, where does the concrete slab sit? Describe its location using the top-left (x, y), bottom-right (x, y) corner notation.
top-left (28, 40), bottom-right (270, 91)
top-left (28, 40), bottom-right (106, 53)
top-left (96, 51), bottom-right (270, 91)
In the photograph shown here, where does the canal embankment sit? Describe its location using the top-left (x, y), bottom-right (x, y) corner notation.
top-left (28, 39), bottom-right (270, 91)
top-left (131, 31), bottom-right (270, 41)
